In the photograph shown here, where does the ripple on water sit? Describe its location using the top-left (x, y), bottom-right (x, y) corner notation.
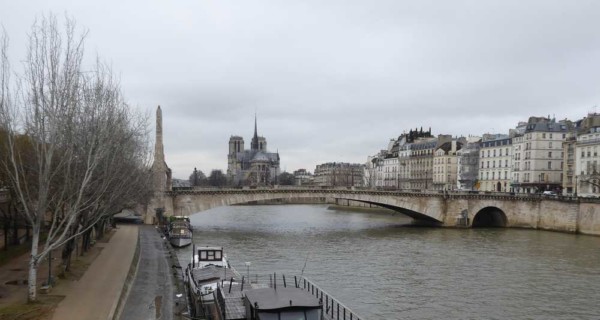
top-left (178, 204), bottom-right (600, 320)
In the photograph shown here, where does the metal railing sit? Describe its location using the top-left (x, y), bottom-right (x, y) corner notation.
top-left (301, 277), bottom-right (362, 320)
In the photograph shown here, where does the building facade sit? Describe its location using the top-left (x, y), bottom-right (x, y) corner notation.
top-left (511, 117), bottom-right (570, 194)
top-left (293, 169), bottom-right (313, 186)
top-left (575, 114), bottom-right (600, 197)
top-left (456, 136), bottom-right (481, 190)
top-left (479, 135), bottom-right (512, 192)
top-left (227, 117), bottom-right (280, 186)
top-left (314, 162), bottom-right (364, 187)
top-left (433, 139), bottom-right (463, 190)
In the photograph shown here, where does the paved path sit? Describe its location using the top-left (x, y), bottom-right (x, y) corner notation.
top-left (52, 224), bottom-right (138, 320)
top-left (119, 225), bottom-right (175, 320)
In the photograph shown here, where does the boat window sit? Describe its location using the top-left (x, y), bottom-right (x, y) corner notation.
top-left (304, 309), bottom-right (320, 320)
top-left (258, 313), bottom-right (278, 320)
top-left (200, 251), bottom-right (207, 260)
top-left (281, 311), bottom-right (305, 320)
top-left (215, 251), bottom-right (222, 259)
top-left (207, 251), bottom-right (215, 260)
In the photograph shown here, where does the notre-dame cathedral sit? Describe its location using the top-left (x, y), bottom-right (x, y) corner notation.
top-left (227, 116), bottom-right (280, 186)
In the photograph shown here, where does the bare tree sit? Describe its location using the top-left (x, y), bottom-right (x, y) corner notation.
top-left (0, 15), bottom-right (152, 302)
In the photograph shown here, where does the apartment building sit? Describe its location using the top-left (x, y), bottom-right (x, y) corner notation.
top-left (479, 135), bottom-right (512, 192)
top-left (512, 117), bottom-right (570, 194)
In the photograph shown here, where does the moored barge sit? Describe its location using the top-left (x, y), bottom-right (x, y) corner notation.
top-left (186, 246), bottom-right (362, 320)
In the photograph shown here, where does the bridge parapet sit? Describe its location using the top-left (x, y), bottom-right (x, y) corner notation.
top-left (168, 187), bottom-right (588, 203)
top-left (158, 187), bottom-right (600, 235)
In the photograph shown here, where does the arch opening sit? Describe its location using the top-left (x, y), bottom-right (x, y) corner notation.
top-left (472, 206), bottom-right (507, 228)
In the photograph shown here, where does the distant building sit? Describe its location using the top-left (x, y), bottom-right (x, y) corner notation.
top-left (575, 113), bottom-right (600, 197)
top-left (433, 139), bottom-right (463, 190)
top-left (511, 116), bottom-right (571, 194)
top-left (227, 116), bottom-right (280, 186)
top-left (479, 135), bottom-right (512, 192)
top-left (172, 178), bottom-right (191, 188)
top-left (293, 169), bottom-right (313, 186)
top-left (457, 136), bottom-right (481, 190)
top-left (314, 162), bottom-right (364, 187)
top-left (562, 131), bottom-right (577, 195)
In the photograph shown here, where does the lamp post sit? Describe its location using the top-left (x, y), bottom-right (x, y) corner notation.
top-left (245, 262), bottom-right (251, 284)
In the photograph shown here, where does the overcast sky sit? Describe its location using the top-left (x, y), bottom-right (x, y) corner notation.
top-left (2, 0), bottom-right (600, 179)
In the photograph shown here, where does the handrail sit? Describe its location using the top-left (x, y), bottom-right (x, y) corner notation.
top-left (301, 277), bottom-right (363, 320)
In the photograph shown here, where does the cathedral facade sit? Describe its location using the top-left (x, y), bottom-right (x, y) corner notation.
top-left (227, 117), bottom-right (280, 186)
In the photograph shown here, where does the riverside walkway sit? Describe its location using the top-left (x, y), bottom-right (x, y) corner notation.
top-left (51, 224), bottom-right (138, 320)
top-left (119, 225), bottom-right (180, 320)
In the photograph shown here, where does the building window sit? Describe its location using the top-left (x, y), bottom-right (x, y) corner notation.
top-left (548, 161), bottom-right (552, 169)
top-left (542, 133), bottom-right (546, 138)
top-left (548, 152), bottom-right (552, 158)
top-left (549, 142), bottom-right (553, 149)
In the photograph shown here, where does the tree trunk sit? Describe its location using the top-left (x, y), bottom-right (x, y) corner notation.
top-left (62, 237), bottom-right (75, 272)
top-left (27, 225), bottom-right (40, 302)
top-left (3, 222), bottom-right (8, 251)
top-left (11, 219), bottom-right (18, 245)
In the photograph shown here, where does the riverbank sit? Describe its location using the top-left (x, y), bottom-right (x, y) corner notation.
top-left (119, 225), bottom-right (188, 320)
top-left (0, 225), bottom-right (137, 320)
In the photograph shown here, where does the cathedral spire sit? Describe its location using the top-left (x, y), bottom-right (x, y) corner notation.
top-left (251, 113), bottom-right (259, 150)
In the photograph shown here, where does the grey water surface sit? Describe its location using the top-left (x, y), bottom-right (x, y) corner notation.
top-left (177, 204), bottom-right (600, 320)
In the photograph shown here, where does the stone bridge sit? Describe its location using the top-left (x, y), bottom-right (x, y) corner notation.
top-left (148, 188), bottom-right (600, 236)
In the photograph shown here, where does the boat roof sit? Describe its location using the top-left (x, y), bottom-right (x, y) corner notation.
top-left (191, 265), bottom-right (240, 285)
top-left (245, 287), bottom-right (321, 310)
top-left (196, 246), bottom-right (223, 251)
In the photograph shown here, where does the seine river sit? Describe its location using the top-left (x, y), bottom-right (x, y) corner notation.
top-left (178, 204), bottom-right (600, 319)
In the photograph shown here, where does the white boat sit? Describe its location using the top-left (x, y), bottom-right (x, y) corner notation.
top-left (168, 216), bottom-right (192, 248)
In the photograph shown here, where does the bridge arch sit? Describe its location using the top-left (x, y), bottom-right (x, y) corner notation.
top-left (472, 206), bottom-right (507, 228)
top-left (167, 189), bottom-right (446, 224)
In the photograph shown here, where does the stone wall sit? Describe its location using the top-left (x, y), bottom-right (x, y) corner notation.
top-left (155, 190), bottom-right (600, 236)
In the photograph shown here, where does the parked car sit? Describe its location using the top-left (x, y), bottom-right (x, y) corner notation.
top-left (542, 191), bottom-right (557, 197)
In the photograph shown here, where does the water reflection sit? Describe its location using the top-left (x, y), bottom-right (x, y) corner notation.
top-left (177, 204), bottom-right (600, 319)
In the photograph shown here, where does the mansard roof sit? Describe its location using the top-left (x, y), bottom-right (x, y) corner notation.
top-left (524, 119), bottom-right (570, 133)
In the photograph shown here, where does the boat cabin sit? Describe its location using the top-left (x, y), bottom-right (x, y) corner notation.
top-left (244, 288), bottom-right (322, 320)
top-left (198, 247), bottom-right (223, 262)
top-left (192, 246), bottom-right (228, 268)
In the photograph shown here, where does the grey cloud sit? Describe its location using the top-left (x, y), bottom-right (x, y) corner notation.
top-left (2, 0), bottom-right (600, 178)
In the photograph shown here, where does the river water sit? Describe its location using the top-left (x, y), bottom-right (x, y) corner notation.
top-left (177, 204), bottom-right (600, 320)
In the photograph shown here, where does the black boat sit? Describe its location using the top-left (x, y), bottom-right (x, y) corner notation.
top-left (185, 246), bottom-right (361, 320)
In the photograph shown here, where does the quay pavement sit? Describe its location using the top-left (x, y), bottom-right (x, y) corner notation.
top-left (51, 224), bottom-right (138, 320)
top-left (119, 225), bottom-right (178, 320)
